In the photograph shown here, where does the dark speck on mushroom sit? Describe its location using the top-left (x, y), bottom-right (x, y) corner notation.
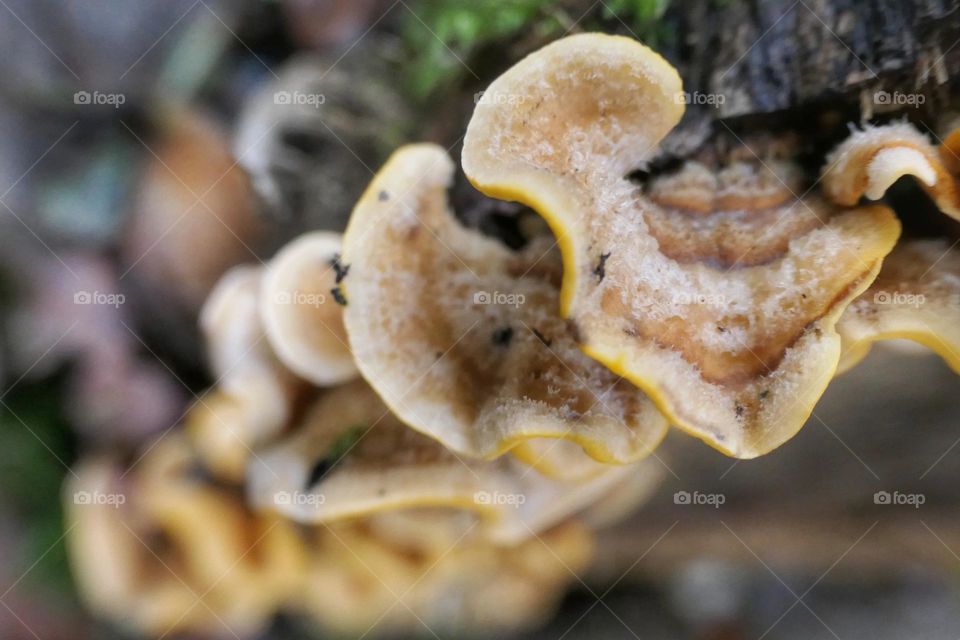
top-left (330, 253), bottom-right (350, 283)
top-left (306, 458), bottom-right (332, 489)
top-left (492, 326), bottom-right (514, 346)
top-left (331, 287), bottom-right (348, 306)
top-left (532, 327), bottom-right (552, 347)
top-left (378, 190), bottom-right (389, 201)
top-left (594, 251), bottom-right (611, 282)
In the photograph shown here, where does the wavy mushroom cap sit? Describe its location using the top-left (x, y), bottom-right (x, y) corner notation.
top-left (260, 231), bottom-right (358, 385)
top-left (822, 123), bottom-right (960, 375)
top-left (462, 33), bottom-right (901, 458)
top-left (821, 122), bottom-right (960, 220)
top-left (337, 143), bottom-right (668, 468)
top-left (837, 239), bottom-right (960, 374)
top-left (246, 378), bottom-right (654, 544)
top-left (190, 265), bottom-right (300, 480)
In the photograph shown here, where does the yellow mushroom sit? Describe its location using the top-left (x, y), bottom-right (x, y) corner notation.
top-left (339, 142), bottom-right (668, 466)
top-left (65, 437), bottom-right (307, 637)
top-left (188, 265), bottom-right (301, 480)
top-left (259, 231), bottom-right (358, 385)
top-left (837, 239), bottom-right (960, 374)
top-left (246, 378), bottom-right (659, 543)
top-left (294, 518), bottom-right (592, 636)
top-left (820, 123), bottom-right (960, 374)
top-left (462, 33), bottom-right (900, 458)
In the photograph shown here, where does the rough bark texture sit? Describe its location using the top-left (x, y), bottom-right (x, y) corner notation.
top-left (657, 0), bottom-right (960, 156)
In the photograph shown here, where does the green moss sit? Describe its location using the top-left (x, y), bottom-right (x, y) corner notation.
top-left (403, 0), bottom-right (672, 99)
top-left (403, 0), bottom-right (558, 98)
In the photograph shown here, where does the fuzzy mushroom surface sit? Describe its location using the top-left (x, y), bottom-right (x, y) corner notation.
top-left (837, 239), bottom-right (960, 374)
top-left (462, 33), bottom-right (901, 457)
top-left (246, 378), bottom-right (659, 543)
top-left (822, 122), bottom-right (960, 221)
top-left (338, 142), bottom-right (668, 464)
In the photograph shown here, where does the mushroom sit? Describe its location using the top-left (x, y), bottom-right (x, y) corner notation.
top-left (339, 143), bottom-right (668, 466)
top-left (836, 239), bottom-right (960, 374)
top-left (246, 378), bottom-right (661, 544)
top-left (461, 33), bottom-right (901, 458)
top-left (65, 436), bottom-right (307, 637)
top-left (259, 230), bottom-right (358, 385)
top-left (294, 518), bottom-right (592, 636)
top-left (821, 122), bottom-right (960, 220)
top-left (187, 265), bottom-right (302, 480)
top-left (64, 456), bottom-right (201, 636)
top-left (818, 123), bottom-right (960, 374)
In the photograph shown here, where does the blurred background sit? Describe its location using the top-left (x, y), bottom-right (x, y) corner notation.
top-left (0, 0), bottom-right (959, 638)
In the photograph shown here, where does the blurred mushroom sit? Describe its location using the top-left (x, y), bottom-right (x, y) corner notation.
top-left (65, 436), bottom-right (307, 638)
top-left (246, 378), bottom-right (661, 544)
top-left (462, 33), bottom-right (900, 459)
top-left (187, 265), bottom-right (302, 481)
top-left (259, 231), bottom-right (357, 385)
top-left (295, 518), bottom-right (592, 636)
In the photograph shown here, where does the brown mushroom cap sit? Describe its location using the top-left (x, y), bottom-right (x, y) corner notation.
top-left (462, 33), bottom-right (901, 458)
top-left (338, 142), bottom-right (668, 465)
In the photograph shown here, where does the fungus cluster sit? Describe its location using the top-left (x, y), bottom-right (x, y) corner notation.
top-left (65, 32), bottom-right (960, 637)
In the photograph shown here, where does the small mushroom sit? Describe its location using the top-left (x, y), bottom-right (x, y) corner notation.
top-left (821, 122), bottom-right (960, 220)
top-left (259, 231), bottom-right (358, 385)
top-left (339, 143), bottom-right (668, 466)
top-left (837, 239), bottom-right (960, 374)
top-left (188, 265), bottom-right (301, 481)
top-left (462, 33), bottom-right (900, 458)
top-left (246, 378), bottom-right (657, 544)
top-left (821, 123), bottom-right (960, 375)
